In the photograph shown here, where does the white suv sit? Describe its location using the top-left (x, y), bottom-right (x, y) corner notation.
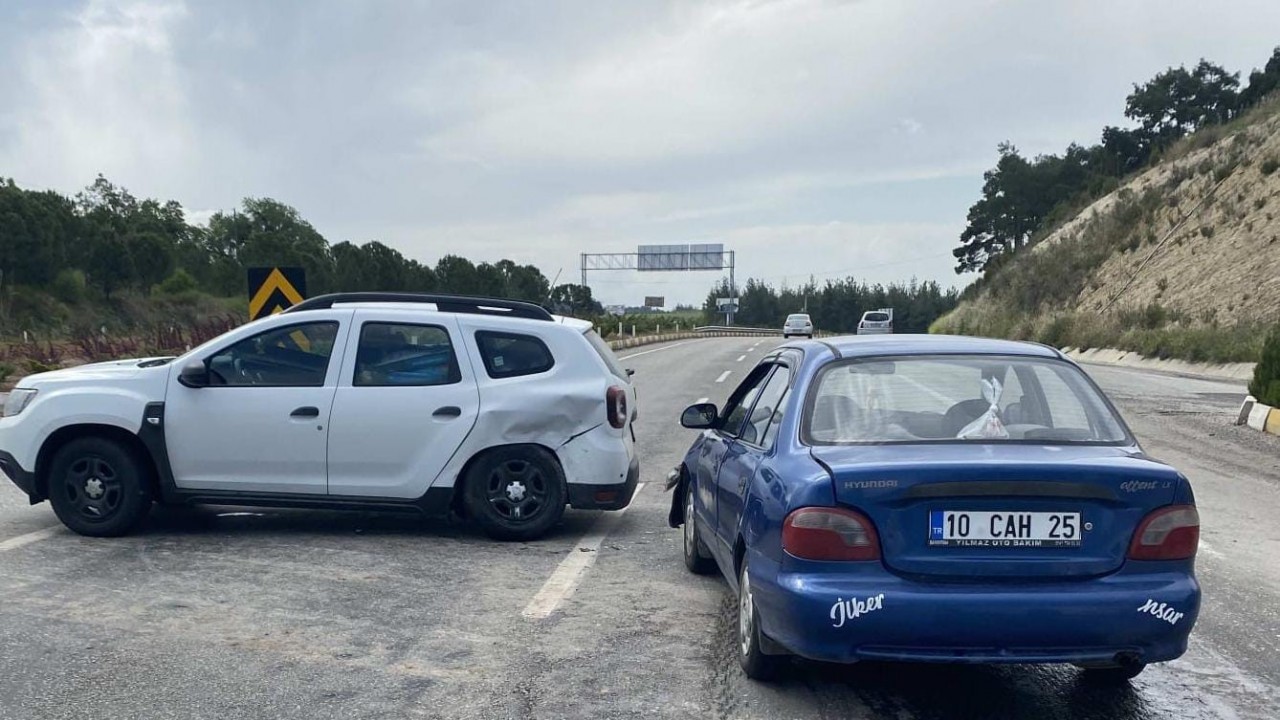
top-left (857, 308), bottom-right (893, 335)
top-left (0, 293), bottom-right (638, 541)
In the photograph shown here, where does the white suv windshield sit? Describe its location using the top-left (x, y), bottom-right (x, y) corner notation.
top-left (805, 355), bottom-right (1129, 445)
top-left (787, 315), bottom-right (809, 322)
top-left (864, 312), bottom-right (890, 322)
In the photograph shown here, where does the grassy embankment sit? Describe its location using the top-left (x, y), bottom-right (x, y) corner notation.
top-left (933, 98), bottom-right (1280, 364)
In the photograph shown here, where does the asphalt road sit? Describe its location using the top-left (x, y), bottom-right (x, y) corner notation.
top-left (1, 337), bottom-right (1278, 720)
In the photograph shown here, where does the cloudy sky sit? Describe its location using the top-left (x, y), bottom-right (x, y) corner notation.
top-left (2, 0), bottom-right (1279, 306)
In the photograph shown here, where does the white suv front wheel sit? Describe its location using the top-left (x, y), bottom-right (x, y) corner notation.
top-left (48, 436), bottom-right (153, 537)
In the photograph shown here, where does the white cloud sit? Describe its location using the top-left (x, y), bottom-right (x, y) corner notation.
top-left (4, 0), bottom-right (1280, 308)
top-left (416, 0), bottom-right (947, 166)
top-left (1, 0), bottom-right (195, 192)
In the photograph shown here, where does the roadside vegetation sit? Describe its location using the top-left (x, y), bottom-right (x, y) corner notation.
top-left (938, 46), bottom-right (1280, 363)
top-left (701, 277), bottom-right (959, 334)
top-left (1250, 326), bottom-right (1280, 405)
top-left (0, 175), bottom-right (610, 370)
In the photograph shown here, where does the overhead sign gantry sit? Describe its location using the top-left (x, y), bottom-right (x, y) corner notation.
top-left (580, 244), bottom-right (737, 322)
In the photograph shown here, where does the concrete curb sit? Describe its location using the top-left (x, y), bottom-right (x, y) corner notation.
top-left (1238, 395), bottom-right (1280, 436)
top-left (607, 332), bottom-right (700, 351)
top-left (1061, 347), bottom-right (1255, 382)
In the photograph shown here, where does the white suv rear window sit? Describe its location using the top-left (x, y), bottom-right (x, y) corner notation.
top-left (475, 331), bottom-right (555, 379)
top-left (584, 330), bottom-right (630, 381)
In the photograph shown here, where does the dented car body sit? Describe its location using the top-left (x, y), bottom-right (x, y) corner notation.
top-left (670, 334), bottom-right (1200, 681)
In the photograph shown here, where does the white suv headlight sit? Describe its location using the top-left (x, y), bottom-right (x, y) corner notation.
top-left (4, 389), bottom-right (38, 417)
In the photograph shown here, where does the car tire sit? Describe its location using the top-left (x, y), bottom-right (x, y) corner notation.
top-left (737, 560), bottom-right (781, 680)
top-left (1076, 662), bottom-right (1146, 683)
top-left (682, 480), bottom-right (716, 575)
top-left (47, 436), bottom-right (153, 537)
top-left (465, 446), bottom-right (567, 541)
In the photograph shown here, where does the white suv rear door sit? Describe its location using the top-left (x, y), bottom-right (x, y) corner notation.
top-left (325, 311), bottom-right (480, 498)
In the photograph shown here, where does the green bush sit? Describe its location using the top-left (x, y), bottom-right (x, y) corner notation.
top-left (1249, 324), bottom-right (1280, 406)
top-left (0, 362), bottom-right (15, 385)
top-left (154, 269), bottom-right (198, 296)
top-left (1261, 156), bottom-right (1279, 176)
top-left (51, 269), bottom-right (87, 304)
top-left (1037, 315), bottom-right (1075, 348)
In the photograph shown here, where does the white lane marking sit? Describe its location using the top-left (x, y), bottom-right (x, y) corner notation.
top-left (1198, 540), bottom-right (1223, 558)
top-left (715, 371), bottom-right (732, 383)
top-left (0, 526), bottom-right (62, 553)
top-left (523, 483), bottom-right (645, 620)
top-left (899, 374), bottom-right (959, 407)
top-left (617, 341), bottom-right (692, 361)
top-left (736, 355), bottom-right (746, 362)
top-left (695, 397), bottom-right (709, 405)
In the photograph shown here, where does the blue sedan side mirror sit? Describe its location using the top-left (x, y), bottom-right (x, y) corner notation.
top-left (681, 403), bottom-right (718, 429)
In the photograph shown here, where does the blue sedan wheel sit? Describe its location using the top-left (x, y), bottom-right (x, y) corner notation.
top-left (737, 562), bottom-right (781, 680)
top-left (683, 483), bottom-right (716, 575)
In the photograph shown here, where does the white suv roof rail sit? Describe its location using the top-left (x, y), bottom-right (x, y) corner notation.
top-left (284, 292), bottom-right (555, 321)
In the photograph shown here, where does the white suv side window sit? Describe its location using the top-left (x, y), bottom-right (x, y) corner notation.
top-left (354, 322), bottom-right (460, 387)
top-left (475, 331), bottom-right (555, 379)
top-left (206, 321), bottom-right (339, 387)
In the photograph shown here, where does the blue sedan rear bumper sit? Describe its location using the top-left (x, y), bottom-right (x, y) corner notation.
top-left (748, 551), bottom-right (1200, 665)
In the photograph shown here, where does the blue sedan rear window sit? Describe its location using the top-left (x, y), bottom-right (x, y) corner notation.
top-left (804, 355), bottom-right (1130, 445)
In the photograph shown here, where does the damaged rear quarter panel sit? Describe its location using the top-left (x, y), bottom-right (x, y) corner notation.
top-left (428, 318), bottom-right (629, 492)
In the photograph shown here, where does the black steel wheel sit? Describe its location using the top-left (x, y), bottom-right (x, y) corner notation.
top-left (47, 437), bottom-right (152, 537)
top-left (465, 446), bottom-right (566, 541)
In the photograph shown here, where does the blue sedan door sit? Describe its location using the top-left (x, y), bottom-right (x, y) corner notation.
top-left (698, 364), bottom-right (776, 556)
top-left (716, 363), bottom-right (792, 543)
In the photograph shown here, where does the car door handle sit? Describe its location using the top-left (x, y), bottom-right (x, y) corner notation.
top-left (290, 406), bottom-right (320, 418)
top-left (432, 406), bottom-right (462, 418)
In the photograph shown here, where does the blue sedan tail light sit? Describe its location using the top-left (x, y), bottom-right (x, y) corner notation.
top-left (1128, 505), bottom-right (1200, 560)
top-left (782, 507), bottom-right (881, 561)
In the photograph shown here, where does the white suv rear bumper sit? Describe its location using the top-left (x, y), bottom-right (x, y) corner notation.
top-left (558, 423), bottom-right (638, 510)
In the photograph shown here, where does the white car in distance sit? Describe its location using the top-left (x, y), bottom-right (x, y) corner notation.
top-left (0, 293), bottom-right (639, 541)
top-left (782, 313), bottom-right (813, 338)
top-left (857, 309), bottom-right (894, 335)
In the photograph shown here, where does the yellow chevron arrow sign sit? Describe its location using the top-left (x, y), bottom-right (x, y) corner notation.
top-left (247, 267), bottom-right (306, 320)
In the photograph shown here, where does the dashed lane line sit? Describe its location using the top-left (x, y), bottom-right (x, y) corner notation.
top-left (617, 341), bottom-right (693, 361)
top-left (522, 483), bottom-right (645, 620)
top-left (695, 397), bottom-right (709, 404)
top-left (715, 371), bottom-right (732, 383)
top-left (0, 526), bottom-right (62, 553)
top-left (736, 355), bottom-right (746, 362)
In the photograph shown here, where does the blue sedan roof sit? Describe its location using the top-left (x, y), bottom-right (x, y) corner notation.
top-left (791, 333), bottom-right (1063, 360)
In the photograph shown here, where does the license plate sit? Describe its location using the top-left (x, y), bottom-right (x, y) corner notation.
top-left (928, 510), bottom-right (1082, 547)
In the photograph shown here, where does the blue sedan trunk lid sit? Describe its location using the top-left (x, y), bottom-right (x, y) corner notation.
top-left (810, 444), bottom-right (1180, 580)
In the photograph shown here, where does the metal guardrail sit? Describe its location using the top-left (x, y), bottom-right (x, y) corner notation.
top-left (691, 326), bottom-right (782, 336)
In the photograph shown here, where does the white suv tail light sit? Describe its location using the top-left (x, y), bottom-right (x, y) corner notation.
top-left (606, 386), bottom-right (628, 429)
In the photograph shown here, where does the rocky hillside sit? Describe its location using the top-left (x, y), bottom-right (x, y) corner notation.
top-left (935, 98), bottom-right (1280, 363)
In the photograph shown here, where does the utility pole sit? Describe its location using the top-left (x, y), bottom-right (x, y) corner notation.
top-left (728, 250), bottom-right (736, 326)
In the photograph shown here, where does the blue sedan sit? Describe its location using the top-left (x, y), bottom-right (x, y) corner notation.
top-left (669, 335), bottom-right (1200, 682)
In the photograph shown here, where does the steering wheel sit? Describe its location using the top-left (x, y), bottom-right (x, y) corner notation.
top-left (232, 357), bottom-right (263, 384)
